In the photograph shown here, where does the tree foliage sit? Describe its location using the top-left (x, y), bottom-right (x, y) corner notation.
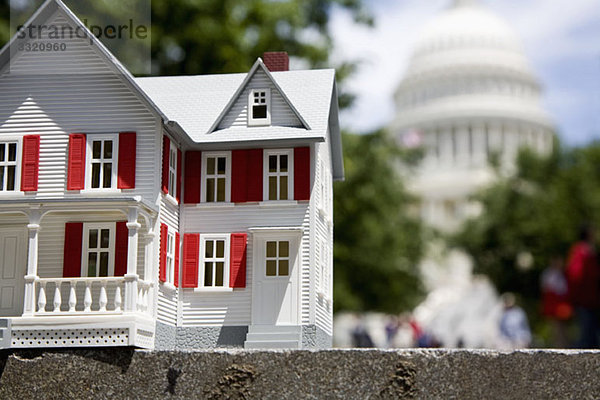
top-left (333, 130), bottom-right (424, 314)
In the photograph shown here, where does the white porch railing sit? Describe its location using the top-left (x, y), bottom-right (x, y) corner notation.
top-left (34, 277), bottom-right (153, 316)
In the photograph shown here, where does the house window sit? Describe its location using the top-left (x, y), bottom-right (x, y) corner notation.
top-left (264, 150), bottom-right (293, 201)
top-left (87, 135), bottom-right (117, 190)
top-left (200, 235), bottom-right (230, 288)
top-left (248, 88), bottom-right (271, 126)
top-left (82, 223), bottom-right (115, 277)
top-left (202, 152), bottom-right (231, 203)
top-left (0, 142), bottom-right (18, 192)
top-left (265, 240), bottom-right (290, 277)
top-left (168, 143), bottom-right (177, 197)
top-left (319, 240), bottom-right (327, 293)
top-left (166, 231), bottom-right (175, 285)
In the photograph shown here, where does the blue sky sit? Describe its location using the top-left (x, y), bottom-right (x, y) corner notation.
top-left (329, 0), bottom-right (600, 145)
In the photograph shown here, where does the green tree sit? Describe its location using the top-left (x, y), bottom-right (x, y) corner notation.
top-left (333, 130), bottom-right (424, 314)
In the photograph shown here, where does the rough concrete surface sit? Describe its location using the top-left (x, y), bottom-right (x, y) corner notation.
top-left (0, 349), bottom-right (598, 399)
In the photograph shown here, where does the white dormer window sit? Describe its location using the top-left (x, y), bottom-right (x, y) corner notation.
top-left (248, 88), bottom-right (271, 126)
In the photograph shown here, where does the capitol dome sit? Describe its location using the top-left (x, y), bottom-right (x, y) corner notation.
top-left (391, 0), bottom-right (555, 231)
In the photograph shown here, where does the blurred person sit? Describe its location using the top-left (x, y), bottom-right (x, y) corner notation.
top-left (384, 316), bottom-right (399, 348)
top-left (566, 224), bottom-right (600, 348)
top-left (498, 293), bottom-right (532, 349)
top-left (351, 315), bottom-right (374, 348)
top-left (540, 256), bottom-right (572, 348)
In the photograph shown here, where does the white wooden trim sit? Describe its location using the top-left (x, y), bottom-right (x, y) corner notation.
top-left (263, 149), bottom-right (294, 202)
top-left (0, 136), bottom-right (22, 195)
top-left (84, 134), bottom-right (119, 192)
top-left (168, 141), bottom-right (178, 197)
top-left (80, 222), bottom-right (117, 277)
top-left (197, 234), bottom-right (230, 290)
top-left (200, 151), bottom-right (231, 204)
top-left (248, 88), bottom-right (271, 126)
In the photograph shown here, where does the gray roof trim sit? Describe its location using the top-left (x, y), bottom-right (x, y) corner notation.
top-left (179, 136), bottom-right (324, 152)
top-left (208, 58), bottom-right (311, 134)
top-left (329, 81), bottom-right (344, 181)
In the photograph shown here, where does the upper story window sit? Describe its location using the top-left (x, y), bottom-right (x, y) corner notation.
top-left (264, 149), bottom-right (293, 201)
top-left (166, 231), bottom-right (175, 285)
top-left (168, 143), bottom-right (177, 196)
top-left (248, 88), bottom-right (271, 126)
top-left (0, 141), bottom-right (18, 192)
top-left (82, 223), bottom-right (115, 277)
top-left (202, 152), bottom-right (231, 203)
top-left (200, 235), bottom-right (230, 288)
top-left (87, 135), bottom-right (117, 190)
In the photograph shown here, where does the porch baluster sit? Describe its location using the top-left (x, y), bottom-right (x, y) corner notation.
top-left (68, 281), bottom-right (77, 312)
top-left (99, 281), bottom-right (108, 312)
top-left (37, 281), bottom-right (47, 313)
top-left (114, 285), bottom-right (122, 312)
top-left (83, 281), bottom-right (93, 312)
top-left (53, 283), bottom-right (62, 313)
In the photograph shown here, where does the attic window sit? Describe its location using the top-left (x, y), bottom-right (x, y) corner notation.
top-left (248, 89), bottom-right (271, 126)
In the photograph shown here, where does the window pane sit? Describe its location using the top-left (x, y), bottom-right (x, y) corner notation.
top-left (266, 260), bottom-right (277, 276)
top-left (6, 166), bottom-right (15, 191)
top-left (280, 155), bottom-right (288, 172)
top-left (8, 143), bottom-right (16, 162)
top-left (92, 141), bottom-right (101, 159)
top-left (215, 262), bottom-right (224, 286)
top-left (280, 176), bottom-right (288, 200)
top-left (103, 163), bottom-right (112, 188)
top-left (206, 178), bottom-right (214, 202)
top-left (204, 262), bottom-right (213, 286)
top-left (217, 157), bottom-right (226, 174)
top-left (99, 252), bottom-right (109, 277)
top-left (269, 156), bottom-right (277, 173)
top-left (279, 260), bottom-right (289, 276)
top-left (100, 229), bottom-right (110, 248)
top-left (253, 105), bottom-right (267, 119)
top-left (217, 178), bottom-right (225, 202)
top-left (216, 240), bottom-right (225, 258)
top-left (0, 167), bottom-right (4, 190)
top-left (169, 171), bottom-right (175, 194)
top-left (207, 157), bottom-right (215, 175)
top-left (89, 229), bottom-right (98, 249)
top-left (279, 241), bottom-right (289, 258)
top-left (269, 177), bottom-right (277, 200)
top-left (205, 240), bottom-right (213, 258)
top-left (0, 144), bottom-right (4, 161)
top-left (88, 253), bottom-right (97, 277)
top-left (91, 163), bottom-right (100, 188)
top-left (266, 241), bottom-right (276, 258)
top-left (103, 140), bottom-right (113, 159)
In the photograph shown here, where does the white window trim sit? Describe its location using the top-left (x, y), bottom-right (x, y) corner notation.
top-left (263, 149), bottom-right (294, 202)
top-left (196, 234), bottom-right (232, 292)
top-left (0, 137), bottom-right (22, 196)
top-left (168, 141), bottom-right (178, 198)
top-left (200, 151), bottom-right (231, 204)
top-left (166, 231), bottom-right (175, 286)
top-left (84, 134), bottom-right (119, 192)
top-left (248, 88), bottom-right (271, 126)
top-left (80, 222), bottom-right (116, 277)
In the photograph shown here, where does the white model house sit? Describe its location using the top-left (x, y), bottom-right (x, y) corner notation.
top-left (0, 0), bottom-right (342, 349)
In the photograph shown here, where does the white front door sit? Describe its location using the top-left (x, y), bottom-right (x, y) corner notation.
top-left (0, 227), bottom-right (26, 316)
top-left (252, 233), bottom-right (300, 326)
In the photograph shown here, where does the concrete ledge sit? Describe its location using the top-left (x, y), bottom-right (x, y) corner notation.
top-left (0, 349), bottom-right (598, 399)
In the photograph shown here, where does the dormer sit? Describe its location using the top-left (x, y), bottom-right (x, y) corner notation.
top-left (248, 88), bottom-right (271, 126)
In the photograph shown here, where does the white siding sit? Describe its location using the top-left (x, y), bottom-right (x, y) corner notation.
top-left (217, 69), bottom-right (302, 130)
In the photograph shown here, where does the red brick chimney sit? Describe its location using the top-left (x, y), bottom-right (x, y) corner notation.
top-left (263, 52), bottom-right (289, 72)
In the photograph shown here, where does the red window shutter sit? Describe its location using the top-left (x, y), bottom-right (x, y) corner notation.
top-left (21, 135), bottom-right (40, 192)
top-left (294, 147), bottom-right (311, 201)
top-left (161, 136), bottom-right (170, 194)
top-left (174, 232), bottom-right (180, 287)
top-left (67, 134), bottom-right (86, 190)
top-left (182, 233), bottom-right (200, 288)
top-left (230, 233), bottom-right (247, 288)
top-left (114, 221), bottom-right (128, 276)
top-left (247, 149), bottom-right (263, 202)
top-left (176, 148), bottom-right (182, 202)
top-left (184, 151), bottom-right (201, 204)
top-left (231, 150), bottom-right (248, 203)
top-left (63, 222), bottom-right (83, 277)
top-left (117, 132), bottom-right (136, 189)
top-left (159, 223), bottom-right (168, 282)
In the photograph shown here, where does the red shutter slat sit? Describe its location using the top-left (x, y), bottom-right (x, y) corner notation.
top-left (161, 136), bottom-right (170, 194)
top-left (117, 132), bottom-right (136, 189)
top-left (231, 150), bottom-right (248, 203)
top-left (182, 233), bottom-right (200, 288)
top-left (247, 149), bottom-right (263, 202)
top-left (294, 147), bottom-right (311, 201)
top-left (176, 148), bottom-right (182, 202)
top-left (229, 233), bottom-right (247, 288)
top-left (174, 232), bottom-right (180, 287)
top-left (159, 223), bottom-right (168, 282)
top-left (114, 221), bottom-right (128, 276)
top-left (21, 135), bottom-right (40, 192)
top-left (184, 151), bottom-right (201, 204)
top-left (67, 134), bottom-right (86, 190)
top-left (63, 222), bottom-right (83, 277)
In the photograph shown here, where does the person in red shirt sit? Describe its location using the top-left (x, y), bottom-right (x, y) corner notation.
top-left (566, 224), bottom-right (600, 348)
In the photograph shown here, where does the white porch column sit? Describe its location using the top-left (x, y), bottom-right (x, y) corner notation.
top-left (124, 207), bottom-right (141, 313)
top-left (23, 210), bottom-right (41, 316)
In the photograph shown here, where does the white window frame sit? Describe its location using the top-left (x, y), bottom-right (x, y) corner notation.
top-left (201, 151), bottom-right (231, 204)
top-left (81, 222), bottom-right (116, 277)
top-left (85, 134), bottom-right (119, 191)
top-left (318, 239), bottom-right (327, 295)
top-left (264, 239), bottom-right (292, 278)
top-left (166, 231), bottom-right (176, 286)
top-left (197, 234), bottom-right (231, 291)
top-left (263, 149), bottom-right (294, 202)
top-left (168, 142), bottom-right (178, 198)
top-left (0, 138), bottom-right (21, 194)
top-left (248, 88), bottom-right (271, 126)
